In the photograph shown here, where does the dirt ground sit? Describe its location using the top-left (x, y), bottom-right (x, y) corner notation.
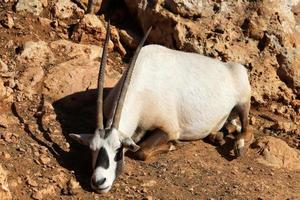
top-left (0, 1), bottom-right (299, 200)
top-left (1, 98), bottom-right (300, 200)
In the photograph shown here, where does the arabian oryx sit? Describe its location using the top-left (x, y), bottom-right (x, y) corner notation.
top-left (69, 22), bottom-right (253, 193)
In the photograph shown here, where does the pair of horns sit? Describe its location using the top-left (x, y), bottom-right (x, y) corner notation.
top-left (97, 21), bottom-right (152, 131)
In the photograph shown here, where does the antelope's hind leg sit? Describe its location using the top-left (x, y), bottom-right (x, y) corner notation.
top-left (207, 131), bottom-right (225, 146)
top-left (131, 129), bottom-right (172, 161)
top-left (234, 101), bottom-right (254, 157)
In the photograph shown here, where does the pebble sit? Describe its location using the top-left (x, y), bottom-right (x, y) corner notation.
top-left (26, 177), bottom-right (38, 187)
top-left (39, 155), bottom-right (51, 165)
top-left (10, 180), bottom-right (18, 187)
top-left (247, 166), bottom-right (253, 171)
top-left (144, 196), bottom-right (153, 200)
top-left (32, 185), bottom-right (56, 200)
top-left (1, 131), bottom-right (12, 142)
top-left (250, 116), bottom-right (256, 125)
top-left (65, 178), bottom-right (80, 195)
top-left (0, 13), bottom-right (14, 29)
top-left (141, 180), bottom-right (157, 187)
top-left (2, 152), bottom-right (11, 159)
top-left (6, 78), bottom-right (16, 88)
top-left (16, 147), bottom-right (26, 152)
top-left (0, 59), bottom-right (9, 73)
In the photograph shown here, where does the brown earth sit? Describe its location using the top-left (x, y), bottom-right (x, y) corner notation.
top-left (0, 1), bottom-right (299, 200)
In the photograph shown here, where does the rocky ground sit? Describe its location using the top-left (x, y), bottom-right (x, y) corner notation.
top-left (0, 0), bottom-right (299, 199)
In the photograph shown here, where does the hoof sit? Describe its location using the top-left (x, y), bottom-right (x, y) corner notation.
top-left (218, 138), bottom-right (226, 146)
top-left (234, 134), bottom-right (254, 157)
top-left (234, 143), bottom-right (245, 157)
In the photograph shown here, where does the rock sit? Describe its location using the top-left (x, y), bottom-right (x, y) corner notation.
top-left (6, 79), bottom-right (16, 89)
top-left (0, 13), bottom-right (14, 29)
top-left (39, 155), bottom-right (51, 165)
top-left (9, 180), bottom-right (18, 188)
top-left (125, 0), bottom-right (300, 124)
top-left (51, 171), bottom-right (68, 189)
top-left (0, 132), bottom-right (12, 143)
top-left (249, 116), bottom-right (256, 125)
top-left (141, 180), bottom-right (157, 187)
top-left (165, 0), bottom-right (203, 17)
top-left (32, 184), bottom-right (56, 200)
top-left (111, 26), bottom-right (126, 56)
top-left (145, 196), bottom-right (153, 200)
top-left (0, 114), bottom-right (15, 128)
top-left (63, 178), bottom-right (80, 195)
top-left (17, 63), bottom-right (44, 99)
top-left (18, 41), bottom-right (55, 67)
top-left (0, 79), bottom-right (6, 99)
top-left (81, 0), bottom-right (103, 14)
top-left (18, 65), bottom-right (44, 98)
top-left (53, 0), bottom-right (84, 19)
top-left (81, 14), bottom-right (103, 29)
top-left (43, 40), bottom-right (112, 100)
top-left (0, 164), bottom-right (12, 200)
top-left (38, 17), bottom-right (52, 27)
top-left (0, 59), bottom-right (8, 73)
top-left (43, 58), bottom-right (99, 100)
top-left (50, 39), bottom-right (102, 61)
top-left (40, 0), bottom-right (47, 7)
top-left (271, 121), bottom-right (298, 134)
top-left (1, 152), bottom-right (11, 160)
top-left (15, 0), bottom-right (43, 15)
top-left (253, 136), bottom-right (300, 170)
top-left (119, 29), bottom-right (140, 49)
top-left (26, 177), bottom-right (38, 187)
top-left (71, 14), bottom-right (113, 48)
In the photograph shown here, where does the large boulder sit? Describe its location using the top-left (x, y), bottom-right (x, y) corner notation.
top-left (16, 39), bottom-right (120, 101)
top-left (124, 0), bottom-right (300, 105)
top-left (43, 58), bottom-right (100, 100)
top-left (254, 136), bottom-right (300, 170)
top-left (43, 40), bottom-right (119, 100)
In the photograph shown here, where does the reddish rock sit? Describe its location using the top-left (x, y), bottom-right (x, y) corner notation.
top-left (254, 136), bottom-right (300, 170)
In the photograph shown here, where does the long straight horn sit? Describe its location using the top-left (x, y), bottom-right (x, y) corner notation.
top-left (110, 26), bottom-right (152, 129)
top-left (96, 21), bottom-right (110, 129)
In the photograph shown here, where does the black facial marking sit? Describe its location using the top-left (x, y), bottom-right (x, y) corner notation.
top-left (114, 147), bottom-right (124, 162)
top-left (96, 147), bottom-right (109, 169)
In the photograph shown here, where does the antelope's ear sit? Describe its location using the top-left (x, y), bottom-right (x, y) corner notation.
top-left (69, 134), bottom-right (94, 146)
top-left (121, 137), bottom-right (140, 152)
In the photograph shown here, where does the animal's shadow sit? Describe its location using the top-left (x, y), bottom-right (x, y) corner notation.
top-left (203, 131), bottom-right (237, 161)
top-left (52, 88), bottom-right (113, 191)
top-left (19, 87), bottom-right (239, 191)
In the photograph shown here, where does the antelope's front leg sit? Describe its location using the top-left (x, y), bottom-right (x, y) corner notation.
top-left (233, 102), bottom-right (254, 157)
top-left (130, 129), bottom-right (172, 161)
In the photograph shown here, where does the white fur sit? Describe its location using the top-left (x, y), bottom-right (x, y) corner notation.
top-left (237, 138), bottom-right (245, 149)
top-left (90, 129), bottom-right (121, 192)
top-left (74, 44), bottom-right (251, 193)
top-left (231, 119), bottom-right (242, 133)
top-left (104, 44), bottom-right (251, 141)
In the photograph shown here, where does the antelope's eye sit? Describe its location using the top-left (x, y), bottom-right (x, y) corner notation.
top-left (114, 147), bottom-right (123, 161)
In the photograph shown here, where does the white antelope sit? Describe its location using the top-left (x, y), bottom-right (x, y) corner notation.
top-left (70, 22), bottom-right (253, 193)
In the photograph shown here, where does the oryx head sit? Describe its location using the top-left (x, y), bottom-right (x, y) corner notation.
top-left (69, 22), bottom-right (152, 193)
